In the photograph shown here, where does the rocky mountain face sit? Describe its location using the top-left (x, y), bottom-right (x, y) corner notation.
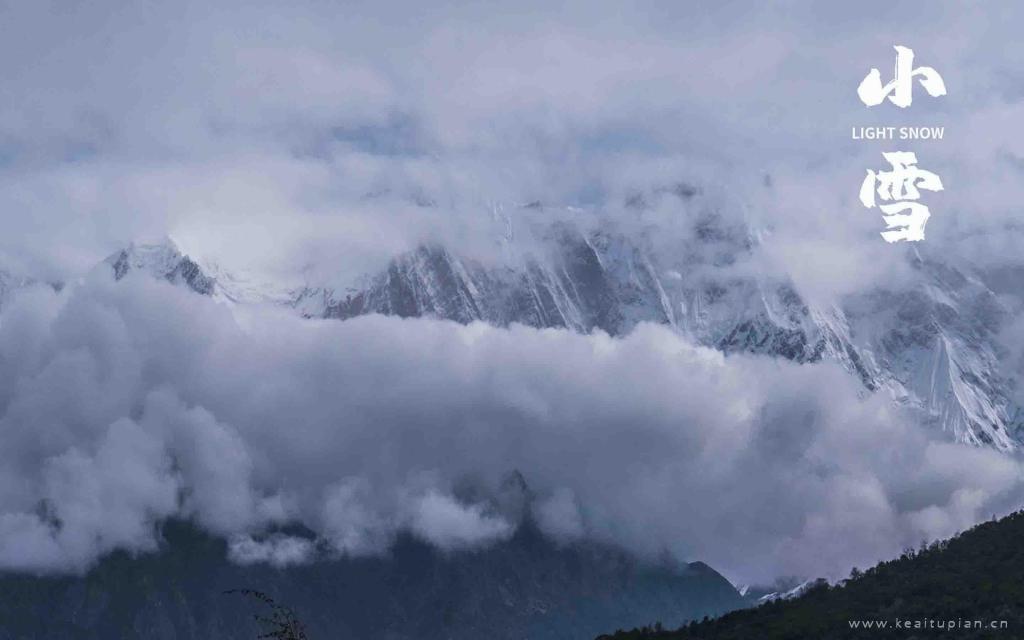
top-left (71, 204), bottom-right (1024, 453)
top-left (0, 520), bottom-right (744, 640)
top-left (104, 240), bottom-right (216, 296)
top-left (280, 218), bottom-right (1022, 453)
top-left (841, 259), bottom-right (1020, 450)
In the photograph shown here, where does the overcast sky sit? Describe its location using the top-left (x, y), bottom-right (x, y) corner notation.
top-left (1, 1), bottom-right (1022, 290)
top-left (2, 1), bottom-right (1024, 585)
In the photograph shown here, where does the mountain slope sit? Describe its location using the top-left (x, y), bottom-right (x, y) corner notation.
top-left (597, 510), bottom-right (1024, 639)
top-left (0, 520), bottom-right (744, 640)
top-left (284, 219), bottom-right (1022, 451)
top-left (103, 239), bottom-right (215, 296)
top-left (87, 203), bottom-right (1024, 453)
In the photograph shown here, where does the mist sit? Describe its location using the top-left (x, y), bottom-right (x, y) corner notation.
top-left (1, 275), bottom-right (1021, 585)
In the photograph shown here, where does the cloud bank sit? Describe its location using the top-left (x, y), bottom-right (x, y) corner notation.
top-left (1, 276), bottom-right (1021, 584)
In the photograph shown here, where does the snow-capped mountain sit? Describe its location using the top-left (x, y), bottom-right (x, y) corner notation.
top-left (281, 217), bottom-right (1021, 451)
top-left (98, 238), bottom-right (296, 306)
top-left (80, 201), bottom-right (1024, 452)
top-left (103, 238), bottom-right (216, 296)
top-left (842, 259), bottom-right (1020, 450)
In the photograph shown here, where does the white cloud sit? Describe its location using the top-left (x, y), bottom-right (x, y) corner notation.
top-left (141, 389), bottom-right (260, 535)
top-left (228, 534), bottom-right (315, 568)
top-left (0, 277), bottom-right (1021, 584)
top-left (321, 478), bottom-right (393, 556)
top-left (534, 488), bottom-right (585, 542)
top-left (2, 417), bottom-right (180, 572)
top-left (406, 490), bottom-right (514, 552)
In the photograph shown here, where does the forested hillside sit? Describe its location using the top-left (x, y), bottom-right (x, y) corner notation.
top-left (598, 511), bottom-right (1024, 639)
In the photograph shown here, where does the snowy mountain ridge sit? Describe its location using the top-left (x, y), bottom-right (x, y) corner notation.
top-left (15, 203), bottom-right (1021, 453)
top-left (104, 238), bottom-right (216, 296)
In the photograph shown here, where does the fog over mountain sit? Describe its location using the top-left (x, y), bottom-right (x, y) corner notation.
top-left (2, 226), bottom-right (1023, 587)
top-left (2, 0), bottom-right (1024, 604)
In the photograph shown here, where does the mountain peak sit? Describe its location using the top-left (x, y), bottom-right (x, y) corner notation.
top-left (86, 224), bottom-right (1024, 453)
top-left (103, 237), bottom-right (215, 295)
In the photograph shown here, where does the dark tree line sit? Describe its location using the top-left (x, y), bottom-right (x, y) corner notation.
top-left (597, 510), bottom-right (1024, 639)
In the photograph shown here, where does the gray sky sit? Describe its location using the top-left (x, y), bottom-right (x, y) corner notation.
top-left (1, 1), bottom-right (1022, 293)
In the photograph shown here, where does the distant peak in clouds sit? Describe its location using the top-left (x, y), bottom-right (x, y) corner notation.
top-left (102, 237), bottom-right (216, 296)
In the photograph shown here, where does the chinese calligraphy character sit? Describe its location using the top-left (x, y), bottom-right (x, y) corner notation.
top-left (860, 151), bottom-right (943, 243)
top-left (858, 45), bottom-right (946, 108)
